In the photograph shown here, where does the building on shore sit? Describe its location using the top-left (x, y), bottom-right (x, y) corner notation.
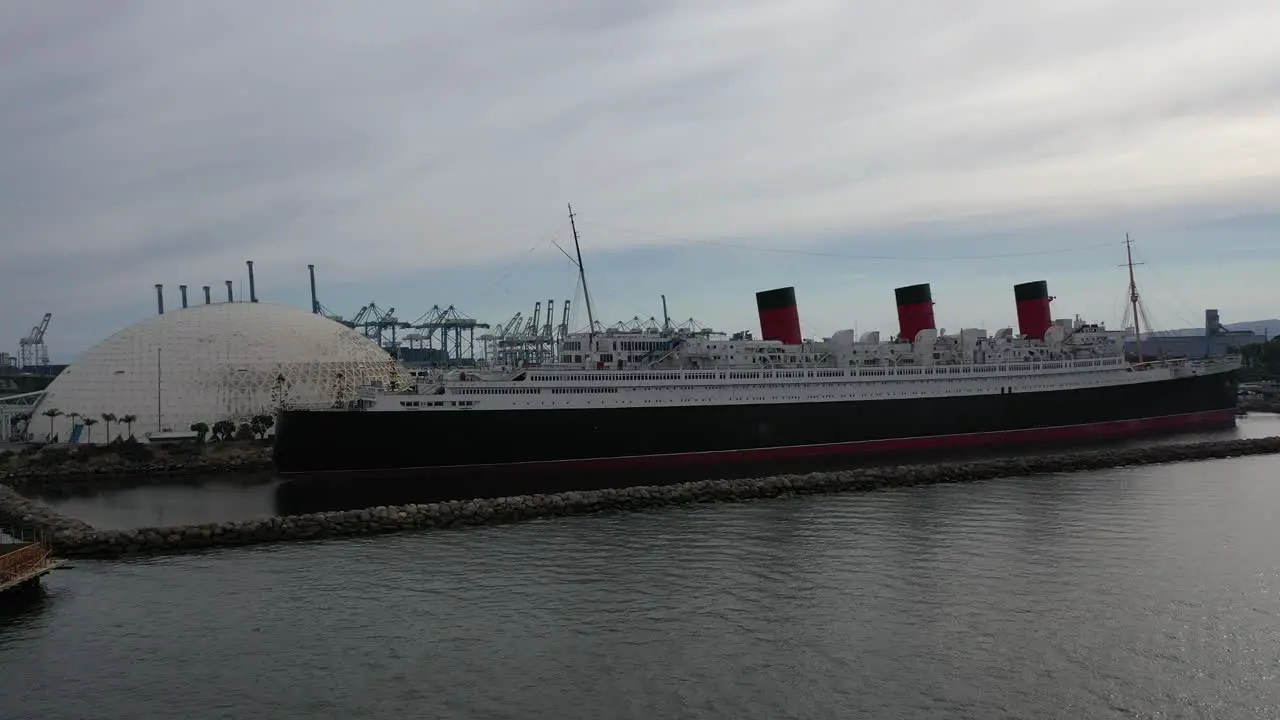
top-left (25, 301), bottom-right (410, 444)
top-left (1125, 309), bottom-right (1265, 359)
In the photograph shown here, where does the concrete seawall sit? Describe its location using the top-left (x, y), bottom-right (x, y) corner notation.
top-left (2, 436), bottom-right (1279, 558)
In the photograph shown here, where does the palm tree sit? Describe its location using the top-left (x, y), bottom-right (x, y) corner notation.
top-left (83, 417), bottom-right (99, 443)
top-left (101, 413), bottom-right (117, 442)
top-left (121, 414), bottom-right (137, 439)
top-left (41, 408), bottom-right (62, 441)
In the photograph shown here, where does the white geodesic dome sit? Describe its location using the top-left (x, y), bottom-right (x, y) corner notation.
top-left (32, 302), bottom-right (409, 443)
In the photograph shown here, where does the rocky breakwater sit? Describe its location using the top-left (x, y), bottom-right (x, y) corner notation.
top-left (0, 483), bottom-right (94, 540)
top-left (45, 435), bottom-right (1280, 558)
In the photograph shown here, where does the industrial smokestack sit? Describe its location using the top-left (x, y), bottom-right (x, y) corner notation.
top-left (894, 283), bottom-right (936, 342)
top-left (179, 285), bottom-right (189, 309)
top-left (308, 264), bottom-right (319, 314)
top-left (203, 286), bottom-right (211, 304)
top-left (225, 280), bottom-right (234, 302)
top-left (1013, 281), bottom-right (1053, 340)
top-left (247, 260), bottom-right (258, 303)
top-left (155, 284), bottom-right (165, 315)
top-left (755, 286), bottom-right (802, 345)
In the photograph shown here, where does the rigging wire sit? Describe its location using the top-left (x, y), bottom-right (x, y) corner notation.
top-left (578, 219), bottom-right (1119, 261)
top-left (1117, 236), bottom-right (1180, 359)
top-left (491, 234), bottom-right (560, 298)
top-left (498, 217), bottom-right (1221, 342)
top-left (1139, 261), bottom-right (1209, 332)
top-left (1116, 240), bottom-right (1208, 362)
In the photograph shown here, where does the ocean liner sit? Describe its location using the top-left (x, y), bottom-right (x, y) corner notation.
top-left (273, 220), bottom-right (1240, 494)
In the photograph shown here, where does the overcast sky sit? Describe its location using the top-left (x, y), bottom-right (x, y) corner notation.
top-left (3, 0), bottom-right (1278, 361)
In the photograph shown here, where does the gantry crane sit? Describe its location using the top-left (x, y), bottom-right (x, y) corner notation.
top-left (18, 313), bottom-right (51, 368)
top-left (400, 305), bottom-right (490, 366)
top-left (348, 303), bottom-right (409, 351)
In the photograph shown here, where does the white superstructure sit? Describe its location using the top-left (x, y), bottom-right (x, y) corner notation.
top-left (349, 317), bottom-right (1239, 413)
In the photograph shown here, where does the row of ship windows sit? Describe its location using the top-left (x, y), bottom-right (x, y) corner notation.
top-left (450, 377), bottom-right (1112, 395)
top-left (617, 341), bottom-right (674, 351)
top-left (398, 400), bottom-right (476, 408)
top-left (415, 380), bottom-right (1109, 407)
top-left (528, 359), bottom-right (1121, 383)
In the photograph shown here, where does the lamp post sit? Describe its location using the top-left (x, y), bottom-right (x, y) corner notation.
top-left (156, 346), bottom-right (162, 433)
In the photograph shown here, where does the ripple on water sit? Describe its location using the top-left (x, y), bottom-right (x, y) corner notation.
top-left (3, 455), bottom-right (1280, 719)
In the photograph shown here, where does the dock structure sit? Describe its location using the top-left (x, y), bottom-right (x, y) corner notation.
top-left (0, 529), bottom-right (66, 597)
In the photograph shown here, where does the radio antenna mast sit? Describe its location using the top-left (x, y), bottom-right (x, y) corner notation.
top-left (1123, 233), bottom-right (1145, 362)
top-left (568, 203), bottom-right (596, 344)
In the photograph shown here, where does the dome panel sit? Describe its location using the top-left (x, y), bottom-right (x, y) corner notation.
top-left (32, 303), bottom-right (408, 443)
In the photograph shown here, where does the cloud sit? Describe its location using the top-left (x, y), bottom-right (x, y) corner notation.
top-left (2, 0), bottom-right (1278, 359)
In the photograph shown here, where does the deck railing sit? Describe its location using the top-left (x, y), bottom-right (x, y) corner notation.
top-left (0, 526), bottom-right (66, 593)
top-left (0, 543), bottom-right (50, 585)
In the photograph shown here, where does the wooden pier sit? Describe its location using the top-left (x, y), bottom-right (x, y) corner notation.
top-left (0, 530), bottom-right (66, 597)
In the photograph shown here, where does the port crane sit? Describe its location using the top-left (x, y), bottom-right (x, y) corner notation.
top-left (18, 313), bottom-right (51, 368)
top-left (489, 299), bottom-right (570, 366)
top-left (401, 305), bottom-right (489, 365)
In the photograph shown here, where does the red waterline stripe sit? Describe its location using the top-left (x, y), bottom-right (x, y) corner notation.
top-left (283, 408), bottom-right (1238, 477)
top-left (512, 408), bottom-right (1238, 472)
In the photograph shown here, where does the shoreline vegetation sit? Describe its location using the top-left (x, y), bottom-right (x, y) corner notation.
top-left (0, 435), bottom-right (1278, 559)
top-left (0, 438), bottom-right (274, 493)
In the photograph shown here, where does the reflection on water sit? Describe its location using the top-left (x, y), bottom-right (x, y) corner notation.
top-left (3, 455), bottom-right (1280, 718)
top-left (30, 414), bottom-right (1280, 531)
top-left (0, 580), bottom-right (57, 621)
top-left (37, 478), bottom-right (281, 530)
top-left (1111, 409), bottom-right (1279, 447)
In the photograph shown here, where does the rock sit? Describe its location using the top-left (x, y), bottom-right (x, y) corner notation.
top-left (0, 483), bottom-right (95, 539)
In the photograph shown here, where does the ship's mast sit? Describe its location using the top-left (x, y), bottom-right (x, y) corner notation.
top-left (568, 203), bottom-right (596, 348)
top-left (1125, 233), bottom-right (1143, 363)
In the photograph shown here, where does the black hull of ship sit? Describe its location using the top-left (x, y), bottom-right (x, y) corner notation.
top-left (272, 371), bottom-right (1238, 503)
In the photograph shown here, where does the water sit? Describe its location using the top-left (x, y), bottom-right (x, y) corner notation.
top-left (4, 453), bottom-right (1280, 718)
top-left (28, 413), bottom-right (1280, 531)
top-left (34, 477), bottom-right (281, 530)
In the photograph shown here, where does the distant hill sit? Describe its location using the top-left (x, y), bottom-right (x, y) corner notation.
top-left (1150, 319), bottom-right (1279, 339)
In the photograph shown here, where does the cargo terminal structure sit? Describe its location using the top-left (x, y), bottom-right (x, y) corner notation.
top-left (1125, 309), bottom-right (1266, 360)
